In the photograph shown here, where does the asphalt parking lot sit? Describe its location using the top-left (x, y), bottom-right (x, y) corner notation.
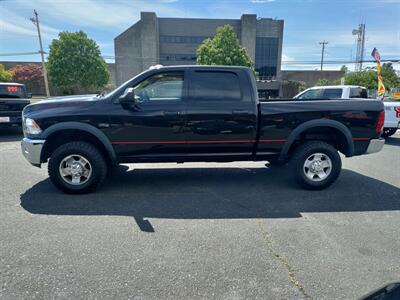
top-left (0, 128), bottom-right (399, 300)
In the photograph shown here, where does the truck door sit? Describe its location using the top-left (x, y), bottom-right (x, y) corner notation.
top-left (185, 69), bottom-right (257, 156)
top-left (109, 71), bottom-right (187, 158)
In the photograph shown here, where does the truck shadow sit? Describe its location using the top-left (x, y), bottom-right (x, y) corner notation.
top-left (385, 135), bottom-right (400, 146)
top-left (20, 167), bottom-right (400, 232)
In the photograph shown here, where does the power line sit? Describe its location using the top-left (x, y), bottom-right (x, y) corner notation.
top-left (0, 51), bottom-right (42, 56)
top-left (1, 52), bottom-right (398, 66)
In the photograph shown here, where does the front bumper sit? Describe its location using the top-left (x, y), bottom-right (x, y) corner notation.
top-left (0, 115), bottom-right (23, 127)
top-left (366, 138), bottom-right (385, 154)
top-left (21, 138), bottom-right (45, 167)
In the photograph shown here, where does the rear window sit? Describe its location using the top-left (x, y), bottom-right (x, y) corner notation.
top-left (0, 85), bottom-right (26, 99)
top-left (189, 71), bottom-right (241, 101)
top-left (322, 89), bottom-right (342, 99)
top-left (350, 87), bottom-right (368, 98)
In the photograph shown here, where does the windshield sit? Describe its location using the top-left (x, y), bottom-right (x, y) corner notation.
top-left (0, 85), bottom-right (26, 99)
top-left (102, 68), bottom-right (153, 99)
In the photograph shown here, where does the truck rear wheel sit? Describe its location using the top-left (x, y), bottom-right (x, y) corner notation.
top-left (290, 141), bottom-right (341, 190)
top-left (48, 141), bottom-right (107, 194)
top-left (381, 128), bottom-right (397, 138)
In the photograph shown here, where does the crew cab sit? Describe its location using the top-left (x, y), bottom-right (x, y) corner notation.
top-left (0, 83), bottom-right (31, 128)
top-left (294, 85), bottom-right (398, 137)
top-left (21, 66), bottom-right (385, 194)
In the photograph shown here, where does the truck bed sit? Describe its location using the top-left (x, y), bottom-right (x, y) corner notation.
top-left (257, 99), bottom-right (384, 156)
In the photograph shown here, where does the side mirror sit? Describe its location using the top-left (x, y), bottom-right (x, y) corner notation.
top-left (119, 88), bottom-right (136, 109)
top-left (27, 93), bottom-right (32, 99)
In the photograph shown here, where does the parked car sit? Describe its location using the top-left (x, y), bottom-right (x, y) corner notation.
top-left (0, 82), bottom-right (31, 129)
top-left (382, 100), bottom-right (399, 137)
top-left (294, 85), bottom-right (398, 137)
top-left (21, 66), bottom-right (385, 193)
top-left (293, 85), bottom-right (368, 100)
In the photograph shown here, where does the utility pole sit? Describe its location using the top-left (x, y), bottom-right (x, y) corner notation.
top-left (319, 40), bottom-right (328, 71)
top-left (30, 10), bottom-right (50, 97)
top-left (352, 23), bottom-right (366, 72)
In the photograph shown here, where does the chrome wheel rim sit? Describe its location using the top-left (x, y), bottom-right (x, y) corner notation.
top-left (59, 154), bottom-right (92, 185)
top-left (303, 152), bottom-right (332, 182)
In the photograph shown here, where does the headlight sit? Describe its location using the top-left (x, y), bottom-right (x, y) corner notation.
top-left (24, 118), bottom-right (42, 135)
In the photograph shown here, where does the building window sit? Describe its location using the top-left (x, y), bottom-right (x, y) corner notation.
top-left (255, 37), bottom-right (279, 77)
top-left (160, 54), bottom-right (197, 61)
top-left (160, 35), bottom-right (210, 44)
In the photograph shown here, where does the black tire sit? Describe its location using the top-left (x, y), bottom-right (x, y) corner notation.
top-left (381, 128), bottom-right (397, 138)
top-left (290, 141), bottom-right (341, 190)
top-left (48, 141), bottom-right (107, 194)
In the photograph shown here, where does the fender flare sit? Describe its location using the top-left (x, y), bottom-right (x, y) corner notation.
top-left (41, 122), bottom-right (117, 164)
top-left (278, 119), bottom-right (354, 160)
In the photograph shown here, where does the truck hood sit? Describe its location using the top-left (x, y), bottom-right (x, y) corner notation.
top-left (42, 94), bottom-right (97, 102)
top-left (23, 94), bottom-right (100, 116)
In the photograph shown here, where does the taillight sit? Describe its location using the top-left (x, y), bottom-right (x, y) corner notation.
top-left (394, 106), bottom-right (400, 118)
top-left (376, 111), bottom-right (385, 133)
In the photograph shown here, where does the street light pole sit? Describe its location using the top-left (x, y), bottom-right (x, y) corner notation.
top-left (319, 40), bottom-right (328, 71)
top-left (30, 10), bottom-right (50, 97)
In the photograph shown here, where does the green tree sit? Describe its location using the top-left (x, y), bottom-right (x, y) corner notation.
top-left (12, 64), bottom-right (43, 82)
top-left (340, 65), bottom-right (348, 73)
top-left (196, 25), bottom-right (253, 68)
top-left (316, 78), bottom-right (331, 86)
top-left (0, 64), bottom-right (13, 82)
top-left (344, 63), bottom-right (400, 90)
top-left (47, 31), bottom-right (109, 94)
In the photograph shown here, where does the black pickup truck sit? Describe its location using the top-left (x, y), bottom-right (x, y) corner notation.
top-left (0, 83), bottom-right (31, 128)
top-left (21, 66), bottom-right (385, 193)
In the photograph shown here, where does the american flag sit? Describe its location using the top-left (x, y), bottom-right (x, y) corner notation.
top-left (371, 48), bottom-right (381, 63)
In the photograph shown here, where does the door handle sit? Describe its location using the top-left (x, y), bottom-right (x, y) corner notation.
top-left (232, 109), bottom-right (250, 115)
top-left (163, 111), bottom-right (181, 116)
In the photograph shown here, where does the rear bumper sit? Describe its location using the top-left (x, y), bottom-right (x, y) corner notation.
top-left (366, 138), bottom-right (385, 154)
top-left (21, 138), bottom-right (45, 167)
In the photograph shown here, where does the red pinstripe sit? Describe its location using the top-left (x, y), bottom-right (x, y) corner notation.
top-left (111, 139), bottom-right (288, 145)
top-left (112, 138), bottom-right (370, 145)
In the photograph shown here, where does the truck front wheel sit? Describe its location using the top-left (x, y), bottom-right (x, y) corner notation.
top-left (48, 141), bottom-right (108, 194)
top-left (290, 141), bottom-right (341, 190)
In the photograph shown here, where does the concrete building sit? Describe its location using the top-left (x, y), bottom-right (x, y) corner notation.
top-left (114, 12), bottom-right (284, 96)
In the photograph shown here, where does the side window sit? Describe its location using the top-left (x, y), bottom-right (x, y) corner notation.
top-left (133, 72), bottom-right (184, 101)
top-left (350, 88), bottom-right (368, 98)
top-left (322, 89), bottom-right (343, 99)
top-left (297, 89), bottom-right (323, 100)
top-left (189, 71), bottom-right (242, 101)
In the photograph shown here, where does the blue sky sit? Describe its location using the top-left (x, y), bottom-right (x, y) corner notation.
top-left (1, 0), bottom-right (399, 71)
